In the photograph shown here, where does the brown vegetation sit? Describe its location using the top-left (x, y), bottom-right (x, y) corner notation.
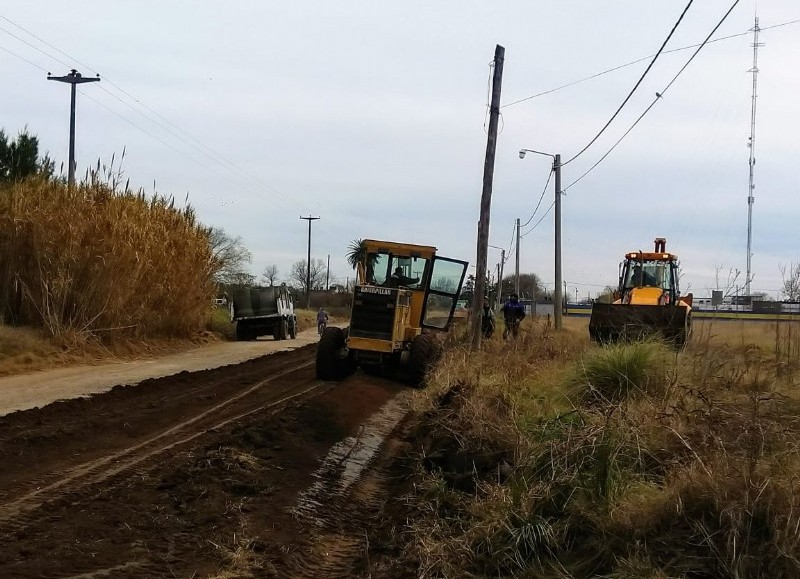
top-left (402, 317), bottom-right (800, 577)
top-left (0, 176), bottom-right (217, 346)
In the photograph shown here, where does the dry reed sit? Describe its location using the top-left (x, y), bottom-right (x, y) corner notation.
top-left (0, 175), bottom-right (218, 344)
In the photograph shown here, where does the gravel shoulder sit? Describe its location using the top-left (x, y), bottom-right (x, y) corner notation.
top-left (0, 327), bottom-right (322, 417)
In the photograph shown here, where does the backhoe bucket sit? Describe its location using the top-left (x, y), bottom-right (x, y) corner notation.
top-left (589, 303), bottom-right (690, 346)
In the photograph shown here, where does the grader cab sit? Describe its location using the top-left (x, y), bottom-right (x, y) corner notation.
top-left (589, 238), bottom-right (693, 346)
top-left (316, 239), bottom-right (468, 385)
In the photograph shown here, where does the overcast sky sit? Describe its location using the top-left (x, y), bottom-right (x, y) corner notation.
top-left (2, 1), bottom-right (798, 299)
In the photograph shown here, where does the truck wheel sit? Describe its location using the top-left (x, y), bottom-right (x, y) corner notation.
top-left (408, 333), bottom-right (441, 387)
top-left (316, 327), bottom-right (346, 380)
top-left (288, 316), bottom-right (297, 339)
top-left (235, 322), bottom-right (251, 342)
top-left (279, 319), bottom-right (289, 340)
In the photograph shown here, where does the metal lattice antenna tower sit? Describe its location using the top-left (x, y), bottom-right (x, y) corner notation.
top-left (745, 16), bottom-right (763, 296)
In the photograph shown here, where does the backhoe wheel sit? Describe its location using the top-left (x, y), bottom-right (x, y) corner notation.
top-left (408, 333), bottom-right (441, 388)
top-left (674, 311), bottom-right (692, 349)
top-left (316, 327), bottom-right (347, 380)
top-left (288, 316), bottom-right (297, 339)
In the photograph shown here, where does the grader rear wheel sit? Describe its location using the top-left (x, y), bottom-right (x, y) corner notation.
top-left (316, 327), bottom-right (348, 380)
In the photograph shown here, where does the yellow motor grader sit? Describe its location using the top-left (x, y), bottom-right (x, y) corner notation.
top-left (315, 239), bottom-right (468, 385)
top-left (589, 238), bottom-right (693, 346)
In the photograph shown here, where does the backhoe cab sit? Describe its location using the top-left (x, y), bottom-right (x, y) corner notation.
top-left (316, 239), bottom-right (468, 385)
top-left (589, 238), bottom-right (693, 346)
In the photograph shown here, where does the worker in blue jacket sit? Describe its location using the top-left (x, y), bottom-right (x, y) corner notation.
top-left (501, 293), bottom-right (526, 339)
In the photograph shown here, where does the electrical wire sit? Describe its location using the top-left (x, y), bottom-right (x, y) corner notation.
top-left (502, 17), bottom-right (800, 109)
top-left (0, 23), bottom-right (72, 69)
top-left (520, 168), bottom-right (553, 228)
top-left (563, 0), bottom-right (742, 193)
top-left (0, 15), bottom-right (309, 214)
top-left (561, 0), bottom-right (694, 167)
top-left (506, 221), bottom-right (517, 257)
top-left (521, 200), bottom-right (555, 237)
top-left (0, 42), bottom-right (48, 72)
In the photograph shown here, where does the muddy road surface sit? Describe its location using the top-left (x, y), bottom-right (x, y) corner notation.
top-left (0, 344), bottom-right (415, 578)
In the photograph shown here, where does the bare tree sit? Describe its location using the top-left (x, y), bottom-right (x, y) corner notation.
top-left (501, 273), bottom-right (545, 299)
top-left (714, 265), bottom-right (742, 298)
top-left (780, 263), bottom-right (800, 301)
top-left (290, 259), bottom-right (326, 293)
top-left (208, 227), bottom-right (252, 286)
top-left (261, 264), bottom-right (279, 287)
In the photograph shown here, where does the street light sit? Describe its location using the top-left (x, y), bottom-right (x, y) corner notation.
top-left (519, 148), bottom-right (563, 330)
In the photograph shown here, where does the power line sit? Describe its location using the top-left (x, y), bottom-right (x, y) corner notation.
top-left (0, 23), bottom-right (72, 69)
top-left (0, 15), bottom-right (308, 213)
top-left (502, 17), bottom-right (800, 110)
top-left (562, 0), bottom-right (695, 167)
top-left (521, 201), bottom-right (555, 237)
top-left (0, 42), bottom-right (48, 72)
top-left (563, 0), bottom-right (743, 193)
top-left (520, 168), bottom-right (553, 228)
top-left (506, 221), bottom-right (517, 257)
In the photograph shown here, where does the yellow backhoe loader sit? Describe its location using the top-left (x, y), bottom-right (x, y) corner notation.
top-left (316, 239), bottom-right (468, 385)
top-left (589, 238), bottom-right (693, 346)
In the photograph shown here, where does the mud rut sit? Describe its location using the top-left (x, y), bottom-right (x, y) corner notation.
top-left (0, 344), bottom-right (414, 578)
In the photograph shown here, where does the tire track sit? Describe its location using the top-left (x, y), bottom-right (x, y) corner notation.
top-left (0, 359), bottom-right (318, 525)
top-left (286, 394), bottom-right (412, 578)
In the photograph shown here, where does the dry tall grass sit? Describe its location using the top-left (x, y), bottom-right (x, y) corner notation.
top-left (0, 176), bottom-right (217, 344)
top-left (406, 316), bottom-right (800, 577)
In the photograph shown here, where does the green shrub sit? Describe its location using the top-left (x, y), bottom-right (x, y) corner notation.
top-left (576, 341), bottom-right (671, 403)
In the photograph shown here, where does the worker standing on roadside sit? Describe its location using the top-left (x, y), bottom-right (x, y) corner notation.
top-left (501, 293), bottom-right (526, 340)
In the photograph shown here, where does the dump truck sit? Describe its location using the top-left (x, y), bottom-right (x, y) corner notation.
top-left (316, 239), bottom-right (468, 385)
top-left (230, 284), bottom-right (297, 341)
top-left (589, 238), bottom-right (693, 346)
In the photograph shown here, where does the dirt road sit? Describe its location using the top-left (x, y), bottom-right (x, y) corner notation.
top-left (0, 327), bottom-right (323, 416)
top-left (0, 340), bottom-right (417, 578)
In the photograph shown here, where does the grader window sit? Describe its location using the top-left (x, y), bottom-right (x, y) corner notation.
top-left (366, 252), bottom-right (390, 285)
top-left (386, 256), bottom-right (426, 288)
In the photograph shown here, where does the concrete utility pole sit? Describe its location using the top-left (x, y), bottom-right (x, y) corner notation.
top-left (488, 244), bottom-right (505, 310)
top-left (497, 248), bottom-right (505, 310)
top-left (554, 154), bottom-right (563, 330)
top-left (515, 218), bottom-right (521, 296)
top-left (47, 69), bottom-right (100, 188)
top-left (300, 216), bottom-right (320, 308)
top-left (519, 149), bottom-right (563, 329)
top-left (470, 44), bottom-right (505, 351)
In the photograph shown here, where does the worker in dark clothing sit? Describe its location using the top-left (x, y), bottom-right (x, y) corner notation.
top-left (387, 266), bottom-right (420, 287)
top-left (501, 293), bottom-right (526, 339)
top-left (481, 299), bottom-right (495, 338)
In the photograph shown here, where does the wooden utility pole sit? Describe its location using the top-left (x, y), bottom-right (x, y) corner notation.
top-left (470, 44), bottom-right (505, 351)
top-left (47, 69), bottom-right (100, 188)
